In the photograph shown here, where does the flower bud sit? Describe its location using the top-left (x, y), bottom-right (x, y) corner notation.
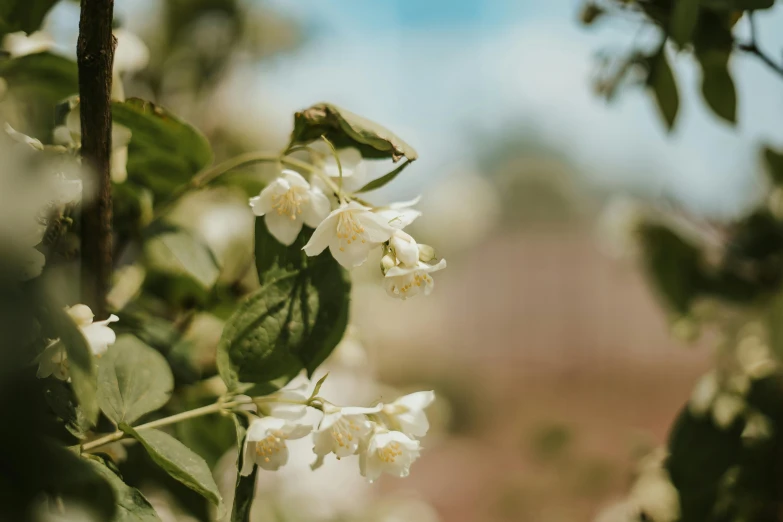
top-left (381, 253), bottom-right (397, 273)
top-left (417, 244), bottom-right (436, 263)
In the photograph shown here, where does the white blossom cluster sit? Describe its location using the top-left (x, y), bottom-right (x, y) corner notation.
top-left (250, 147), bottom-right (446, 299)
top-left (241, 382), bottom-right (435, 482)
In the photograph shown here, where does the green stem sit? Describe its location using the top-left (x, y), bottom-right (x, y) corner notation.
top-left (81, 398), bottom-right (248, 453)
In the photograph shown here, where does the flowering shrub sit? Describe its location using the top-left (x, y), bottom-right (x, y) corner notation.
top-left (0, 3), bottom-right (442, 520)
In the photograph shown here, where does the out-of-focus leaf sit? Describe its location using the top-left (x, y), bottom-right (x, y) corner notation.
top-left (733, 0), bottom-right (774, 9)
top-left (121, 426), bottom-right (223, 507)
top-left (667, 376), bottom-right (783, 522)
top-left (112, 98), bottom-right (212, 199)
top-left (230, 414), bottom-right (256, 522)
top-left (638, 223), bottom-right (706, 315)
top-left (355, 159), bottom-right (412, 193)
top-left (290, 102), bottom-right (418, 162)
top-left (763, 146), bottom-right (783, 186)
top-left (579, 2), bottom-right (605, 25)
top-left (0, 0), bottom-right (59, 38)
top-left (670, 0), bottom-right (700, 47)
top-left (85, 457), bottom-right (161, 522)
top-left (0, 52), bottom-right (77, 99)
top-left (176, 396), bottom-right (236, 468)
top-left (144, 222), bottom-right (220, 289)
top-left (700, 57), bottom-right (737, 124)
top-left (97, 335), bottom-right (173, 425)
top-left (647, 49), bottom-right (680, 131)
top-left (217, 248), bottom-right (350, 391)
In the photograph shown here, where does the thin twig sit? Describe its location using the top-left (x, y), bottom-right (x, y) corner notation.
top-left (736, 12), bottom-right (783, 79)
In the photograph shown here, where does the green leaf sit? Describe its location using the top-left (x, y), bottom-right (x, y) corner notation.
top-left (648, 49), bottom-right (680, 131)
top-left (763, 146), bottom-right (783, 186)
top-left (45, 303), bottom-right (100, 426)
top-left (290, 103), bottom-right (418, 162)
top-left (85, 458), bottom-right (161, 522)
top-left (0, 0), bottom-right (59, 37)
top-left (217, 255), bottom-right (351, 392)
top-left (670, 0), bottom-right (700, 47)
top-left (355, 159), bottom-right (413, 193)
top-left (112, 98), bottom-right (213, 199)
top-left (254, 219), bottom-right (311, 280)
top-left (638, 223), bottom-right (706, 315)
top-left (144, 222), bottom-right (220, 289)
top-left (121, 426), bottom-right (223, 507)
top-left (698, 52), bottom-right (737, 124)
top-left (230, 414), bottom-right (257, 522)
top-left (97, 335), bottom-right (174, 425)
top-left (0, 52), bottom-right (77, 100)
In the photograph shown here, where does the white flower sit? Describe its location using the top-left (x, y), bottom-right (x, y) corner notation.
top-left (67, 304), bottom-right (120, 356)
top-left (303, 201), bottom-right (396, 268)
top-left (311, 144), bottom-right (367, 192)
top-left (2, 31), bottom-right (53, 57)
top-left (36, 304), bottom-right (119, 380)
top-left (5, 123), bottom-right (43, 150)
top-left (359, 430), bottom-right (421, 482)
top-left (250, 170), bottom-right (331, 246)
top-left (384, 260), bottom-right (447, 299)
top-left (389, 230), bottom-right (420, 267)
top-left (313, 405), bottom-right (382, 463)
top-left (381, 391), bottom-right (435, 437)
top-left (259, 381), bottom-right (310, 420)
top-left (240, 416), bottom-right (311, 474)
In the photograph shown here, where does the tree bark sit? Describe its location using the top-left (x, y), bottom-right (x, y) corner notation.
top-left (77, 0), bottom-right (115, 319)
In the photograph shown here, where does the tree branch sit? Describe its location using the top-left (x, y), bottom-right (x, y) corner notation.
top-left (77, 0), bottom-right (116, 319)
top-left (736, 12), bottom-right (783, 80)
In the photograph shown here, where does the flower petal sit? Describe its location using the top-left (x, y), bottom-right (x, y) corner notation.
top-left (328, 236), bottom-right (374, 268)
top-left (303, 214), bottom-right (336, 257)
top-left (302, 189), bottom-right (331, 229)
top-left (397, 391), bottom-right (435, 411)
top-left (357, 212), bottom-right (396, 243)
top-left (265, 212), bottom-right (303, 246)
top-left (282, 169), bottom-right (309, 189)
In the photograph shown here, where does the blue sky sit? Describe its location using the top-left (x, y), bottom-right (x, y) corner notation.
top-left (242, 0), bottom-right (783, 217)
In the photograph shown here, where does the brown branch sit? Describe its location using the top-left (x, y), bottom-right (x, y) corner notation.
top-left (736, 11), bottom-right (783, 80)
top-left (77, 0), bottom-right (116, 319)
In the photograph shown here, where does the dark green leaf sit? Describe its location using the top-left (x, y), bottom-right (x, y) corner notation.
top-left (698, 51), bottom-right (737, 124)
top-left (121, 426), bottom-right (223, 507)
top-left (290, 102), bottom-right (418, 162)
top-left (97, 335), bottom-right (173, 425)
top-left (355, 159), bottom-right (412, 193)
top-left (763, 146), bottom-right (783, 186)
top-left (85, 458), bottom-right (161, 522)
top-left (230, 414), bottom-right (257, 522)
top-left (144, 222), bottom-right (220, 289)
top-left (638, 223), bottom-right (706, 315)
top-left (44, 303), bottom-right (100, 425)
top-left (0, 0), bottom-right (59, 37)
top-left (254, 219), bottom-right (311, 280)
top-left (0, 51), bottom-right (77, 100)
top-left (667, 377), bottom-right (783, 522)
top-left (670, 0), bottom-right (700, 47)
top-left (648, 49), bottom-right (680, 131)
top-left (112, 98), bottom-right (213, 199)
top-left (217, 251), bottom-right (351, 391)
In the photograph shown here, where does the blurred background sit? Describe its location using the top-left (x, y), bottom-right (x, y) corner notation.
top-left (10, 0), bottom-right (783, 520)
